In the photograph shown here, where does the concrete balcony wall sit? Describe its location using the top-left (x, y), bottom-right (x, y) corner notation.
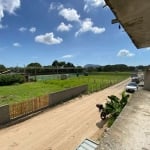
top-left (144, 70), bottom-right (150, 91)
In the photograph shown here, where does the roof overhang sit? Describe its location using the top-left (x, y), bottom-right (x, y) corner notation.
top-left (105, 0), bottom-right (150, 49)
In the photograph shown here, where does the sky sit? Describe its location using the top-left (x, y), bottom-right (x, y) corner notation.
top-left (0, 0), bottom-right (150, 67)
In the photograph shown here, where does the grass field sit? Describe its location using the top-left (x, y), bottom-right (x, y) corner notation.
top-left (0, 72), bottom-right (129, 106)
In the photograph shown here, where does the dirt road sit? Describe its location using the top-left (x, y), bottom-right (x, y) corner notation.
top-left (0, 79), bottom-right (129, 150)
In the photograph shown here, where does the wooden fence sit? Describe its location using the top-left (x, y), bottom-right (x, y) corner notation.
top-left (0, 85), bottom-right (87, 125)
top-left (9, 95), bottom-right (49, 119)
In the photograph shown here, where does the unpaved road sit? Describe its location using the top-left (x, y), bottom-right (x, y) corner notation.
top-left (0, 79), bottom-right (129, 150)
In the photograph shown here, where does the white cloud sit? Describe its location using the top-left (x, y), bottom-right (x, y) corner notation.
top-left (49, 2), bottom-right (63, 11)
top-left (13, 42), bottom-right (21, 47)
top-left (59, 8), bottom-right (80, 22)
top-left (19, 27), bottom-right (27, 32)
top-left (35, 32), bottom-right (63, 45)
top-left (0, 0), bottom-right (21, 21)
top-left (84, 0), bottom-right (105, 12)
top-left (140, 47), bottom-right (150, 52)
top-left (0, 23), bottom-right (7, 29)
top-left (75, 18), bottom-right (105, 36)
top-left (62, 55), bottom-right (73, 58)
top-left (29, 27), bottom-right (36, 33)
top-left (19, 27), bottom-right (36, 33)
top-left (146, 47), bottom-right (150, 51)
top-left (57, 22), bottom-right (72, 32)
top-left (117, 49), bottom-right (135, 57)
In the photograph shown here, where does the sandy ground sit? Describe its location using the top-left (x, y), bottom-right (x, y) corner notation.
top-left (0, 79), bottom-right (129, 150)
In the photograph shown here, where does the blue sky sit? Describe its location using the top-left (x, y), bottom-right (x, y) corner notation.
top-left (0, 0), bottom-right (150, 67)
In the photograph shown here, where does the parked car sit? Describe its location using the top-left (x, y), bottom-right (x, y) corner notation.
top-left (125, 82), bottom-right (138, 93)
top-left (131, 76), bottom-right (140, 84)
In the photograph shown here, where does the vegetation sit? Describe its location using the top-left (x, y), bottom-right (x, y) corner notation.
top-left (97, 92), bottom-right (130, 127)
top-left (27, 62), bottom-right (42, 68)
top-left (0, 64), bottom-right (6, 73)
top-left (0, 74), bottom-right (24, 86)
top-left (0, 72), bottom-right (129, 106)
top-left (52, 60), bottom-right (75, 68)
top-left (1, 61), bottom-right (147, 76)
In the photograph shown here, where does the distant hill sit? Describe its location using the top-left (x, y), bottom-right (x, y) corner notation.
top-left (84, 64), bottom-right (100, 68)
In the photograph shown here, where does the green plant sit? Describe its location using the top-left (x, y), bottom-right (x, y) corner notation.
top-left (0, 73), bottom-right (129, 106)
top-left (98, 92), bottom-right (129, 127)
top-left (0, 74), bottom-right (24, 86)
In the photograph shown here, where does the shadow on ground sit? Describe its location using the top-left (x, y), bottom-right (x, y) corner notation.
top-left (96, 119), bottom-right (108, 129)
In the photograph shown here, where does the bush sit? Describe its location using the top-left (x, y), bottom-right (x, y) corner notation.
top-left (97, 92), bottom-right (129, 127)
top-left (0, 74), bottom-right (24, 86)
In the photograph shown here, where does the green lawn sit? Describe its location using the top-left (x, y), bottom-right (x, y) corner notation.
top-left (0, 72), bottom-right (129, 106)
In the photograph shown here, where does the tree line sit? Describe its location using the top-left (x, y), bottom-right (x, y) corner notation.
top-left (0, 61), bottom-right (149, 75)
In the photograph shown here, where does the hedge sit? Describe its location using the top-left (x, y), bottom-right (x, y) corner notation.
top-left (0, 74), bottom-right (24, 86)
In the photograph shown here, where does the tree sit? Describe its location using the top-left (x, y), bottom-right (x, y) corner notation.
top-left (27, 62), bottom-right (42, 68)
top-left (64, 62), bottom-right (75, 68)
top-left (52, 60), bottom-right (75, 68)
top-left (59, 61), bottom-right (66, 67)
top-left (0, 64), bottom-right (6, 72)
top-left (103, 65), bottom-right (112, 72)
top-left (52, 60), bottom-right (59, 67)
top-left (26, 63), bottom-right (42, 76)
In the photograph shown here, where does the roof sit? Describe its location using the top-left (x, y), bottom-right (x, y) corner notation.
top-left (76, 138), bottom-right (98, 150)
top-left (105, 0), bottom-right (150, 49)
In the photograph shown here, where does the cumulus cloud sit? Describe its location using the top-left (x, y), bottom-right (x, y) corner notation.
top-left (57, 22), bottom-right (72, 32)
top-left (59, 8), bottom-right (80, 22)
top-left (0, 0), bottom-right (21, 21)
top-left (19, 27), bottom-right (36, 33)
top-left (49, 2), bottom-right (63, 11)
top-left (19, 27), bottom-right (27, 32)
top-left (117, 49), bottom-right (135, 57)
top-left (84, 0), bottom-right (105, 12)
top-left (62, 55), bottom-right (73, 58)
top-left (35, 32), bottom-right (63, 45)
top-left (13, 42), bottom-right (21, 47)
top-left (29, 27), bottom-right (36, 33)
top-left (75, 18), bottom-right (105, 36)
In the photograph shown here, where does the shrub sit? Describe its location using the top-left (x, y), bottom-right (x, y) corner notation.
top-left (97, 92), bottom-right (129, 127)
top-left (0, 74), bottom-right (24, 86)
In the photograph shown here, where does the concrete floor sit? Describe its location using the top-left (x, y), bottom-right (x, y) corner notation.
top-left (98, 89), bottom-right (150, 150)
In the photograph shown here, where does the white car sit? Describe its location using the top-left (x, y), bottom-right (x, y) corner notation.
top-left (126, 82), bottom-right (138, 93)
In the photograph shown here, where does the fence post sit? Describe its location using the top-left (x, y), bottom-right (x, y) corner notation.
top-left (0, 105), bottom-right (10, 125)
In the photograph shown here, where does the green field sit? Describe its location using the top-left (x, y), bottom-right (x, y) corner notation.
top-left (0, 72), bottom-right (129, 106)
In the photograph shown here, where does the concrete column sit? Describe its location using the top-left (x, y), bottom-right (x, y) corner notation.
top-left (0, 105), bottom-right (10, 125)
top-left (144, 70), bottom-right (150, 91)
